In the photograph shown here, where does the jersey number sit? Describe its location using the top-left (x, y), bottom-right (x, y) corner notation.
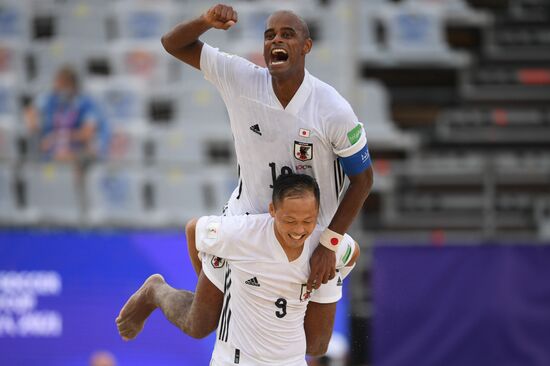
top-left (275, 298), bottom-right (287, 318)
top-left (269, 163), bottom-right (293, 188)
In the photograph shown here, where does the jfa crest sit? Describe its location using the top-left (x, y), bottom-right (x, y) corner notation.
top-left (294, 141), bottom-right (313, 161)
top-left (211, 256), bottom-right (226, 269)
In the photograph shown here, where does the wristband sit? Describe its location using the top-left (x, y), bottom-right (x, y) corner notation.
top-left (320, 228), bottom-right (344, 252)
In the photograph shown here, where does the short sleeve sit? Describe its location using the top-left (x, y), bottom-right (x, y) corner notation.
top-left (195, 214), bottom-right (253, 260)
top-left (309, 272), bottom-right (342, 304)
top-left (195, 215), bottom-right (226, 256)
top-left (326, 106), bottom-right (371, 176)
top-left (200, 43), bottom-right (261, 98)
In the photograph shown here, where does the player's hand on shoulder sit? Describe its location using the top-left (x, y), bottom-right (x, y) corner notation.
top-left (307, 245), bottom-right (336, 291)
top-left (203, 4), bottom-right (238, 30)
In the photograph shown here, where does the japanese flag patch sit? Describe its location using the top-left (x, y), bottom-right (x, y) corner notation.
top-left (299, 128), bottom-right (310, 138)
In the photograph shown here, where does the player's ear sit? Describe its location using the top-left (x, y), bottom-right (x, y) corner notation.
top-left (269, 202), bottom-right (276, 217)
top-left (302, 38), bottom-right (312, 55)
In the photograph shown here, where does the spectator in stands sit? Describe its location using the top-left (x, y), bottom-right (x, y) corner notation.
top-left (89, 350), bottom-right (117, 366)
top-left (24, 65), bottom-right (109, 163)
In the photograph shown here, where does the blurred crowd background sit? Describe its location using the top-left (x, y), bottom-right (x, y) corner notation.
top-left (1, 0), bottom-right (549, 365)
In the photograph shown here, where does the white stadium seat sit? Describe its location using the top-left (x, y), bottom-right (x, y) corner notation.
top-left (0, 121), bottom-right (18, 162)
top-left (0, 163), bottom-right (18, 223)
top-left (354, 80), bottom-right (420, 151)
top-left (21, 162), bottom-right (82, 224)
top-left (147, 166), bottom-right (237, 225)
top-left (57, 2), bottom-right (114, 42)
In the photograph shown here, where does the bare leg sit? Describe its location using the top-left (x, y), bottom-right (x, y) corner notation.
top-left (116, 272), bottom-right (223, 340)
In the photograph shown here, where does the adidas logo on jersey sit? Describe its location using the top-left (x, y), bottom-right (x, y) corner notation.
top-left (250, 124), bottom-right (262, 136)
top-left (245, 277), bottom-right (260, 287)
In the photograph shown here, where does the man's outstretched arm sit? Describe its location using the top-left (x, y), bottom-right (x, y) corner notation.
top-left (161, 4), bottom-right (238, 69)
top-left (308, 166), bottom-right (373, 290)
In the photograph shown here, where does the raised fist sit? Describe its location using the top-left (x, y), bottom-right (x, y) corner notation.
top-left (203, 4), bottom-right (238, 30)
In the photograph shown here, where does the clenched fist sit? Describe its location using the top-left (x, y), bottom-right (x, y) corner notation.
top-left (202, 4), bottom-right (238, 30)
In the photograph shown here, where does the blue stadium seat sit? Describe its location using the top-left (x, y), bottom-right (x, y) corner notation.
top-left (0, 2), bottom-right (28, 41)
top-left (379, 2), bottom-right (470, 66)
top-left (113, 1), bottom-right (175, 41)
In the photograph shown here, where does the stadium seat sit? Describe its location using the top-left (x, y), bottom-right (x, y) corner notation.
top-left (86, 77), bottom-right (147, 125)
top-left (109, 40), bottom-right (180, 86)
top-left (354, 80), bottom-right (420, 151)
top-left (25, 40), bottom-right (87, 91)
top-left (0, 121), bottom-right (17, 162)
top-left (86, 163), bottom-right (147, 226)
top-left (535, 197), bottom-right (550, 240)
top-left (177, 60), bottom-right (212, 87)
top-left (357, 1), bottom-right (386, 63)
top-left (0, 77), bottom-right (17, 118)
top-left (147, 166), bottom-right (237, 225)
top-left (0, 41), bottom-right (26, 83)
top-left (307, 42), bottom-right (352, 97)
top-left (0, 163), bottom-right (18, 224)
top-left (21, 162), bottom-right (82, 224)
top-left (404, 0), bottom-right (491, 25)
top-left (56, 2), bottom-right (114, 42)
top-left (231, 4), bottom-right (274, 45)
top-left (107, 126), bottom-right (146, 164)
top-left (0, 1), bottom-right (29, 41)
top-left (379, 2), bottom-right (469, 66)
top-left (113, 1), bottom-right (175, 41)
top-left (148, 126), bottom-right (204, 165)
top-left (177, 85), bottom-right (229, 126)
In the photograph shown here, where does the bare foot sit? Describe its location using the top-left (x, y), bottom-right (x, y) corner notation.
top-left (116, 274), bottom-right (165, 340)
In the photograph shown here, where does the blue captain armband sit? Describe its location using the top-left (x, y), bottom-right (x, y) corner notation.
top-left (339, 143), bottom-right (372, 176)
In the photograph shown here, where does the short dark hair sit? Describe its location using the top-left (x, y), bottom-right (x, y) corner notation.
top-left (272, 173), bottom-right (320, 207)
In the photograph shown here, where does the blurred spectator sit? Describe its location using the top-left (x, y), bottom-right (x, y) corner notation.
top-left (24, 65), bottom-right (109, 163)
top-left (89, 350), bottom-right (117, 366)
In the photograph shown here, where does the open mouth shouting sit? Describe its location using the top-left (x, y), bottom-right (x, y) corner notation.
top-left (270, 48), bottom-right (289, 66)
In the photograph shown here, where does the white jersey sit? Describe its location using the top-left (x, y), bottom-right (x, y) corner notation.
top-left (200, 44), bottom-right (369, 227)
top-left (196, 214), bottom-right (356, 366)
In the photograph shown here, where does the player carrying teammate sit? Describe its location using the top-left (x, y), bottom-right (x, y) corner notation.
top-left (116, 3), bottom-right (373, 346)
top-left (117, 174), bottom-right (360, 365)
